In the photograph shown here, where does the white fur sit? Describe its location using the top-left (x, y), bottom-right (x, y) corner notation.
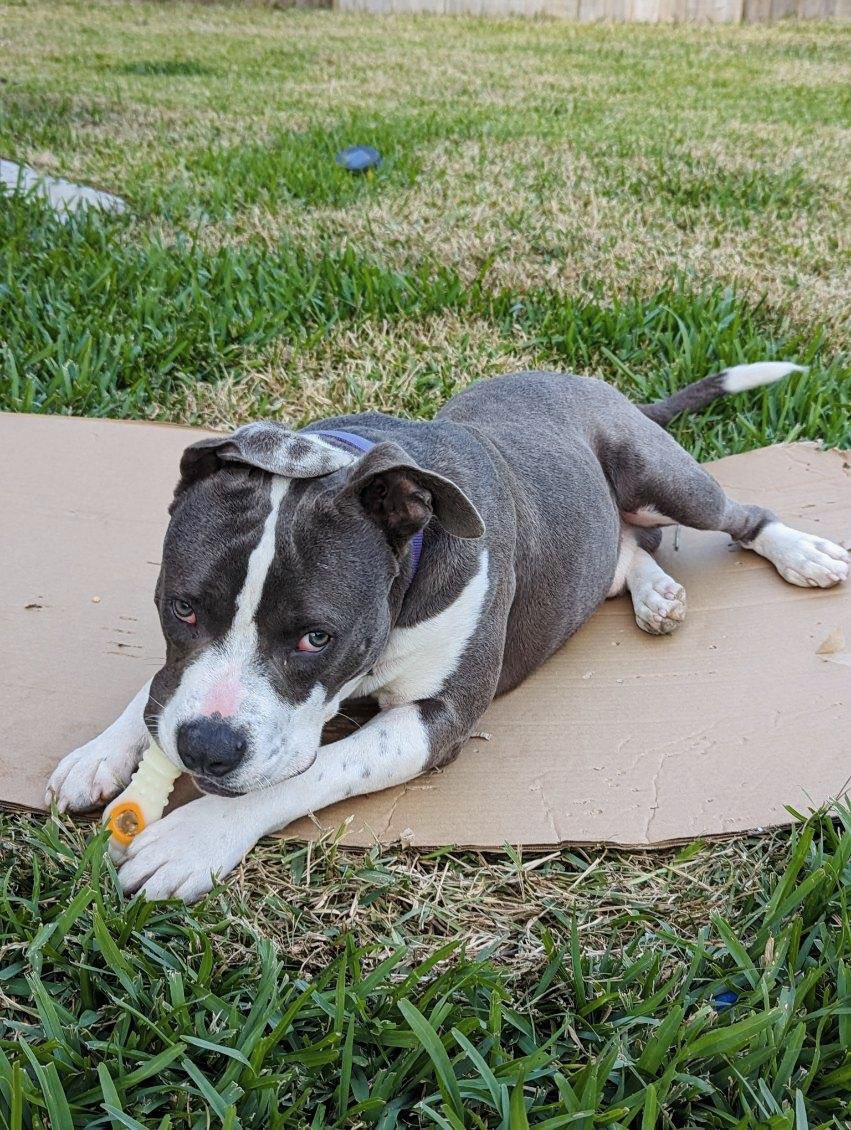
top-left (721, 362), bottom-right (805, 394)
top-left (157, 476), bottom-right (290, 774)
top-left (609, 527), bottom-right (687, 633)
top-left (47, 680), bottom-right (152, 811)
top-left (234, 475), bottom-right (289, 628)
top-left (744, 521), bottom-right (849, 588)
top-left (356, 551), bottom-right (490, 706)
top-left (158, 476), bottom-right (333, 788)
top-left (49, 478), bottom-right (296, 808)
top-left (115, 703), bottom-right (432, 900)
top-left (621, 505), bottom-right (677, 529)
top-left (607, 525), bottom-right (640, 596)
top-left (625, 548), bottom-right (687, 635)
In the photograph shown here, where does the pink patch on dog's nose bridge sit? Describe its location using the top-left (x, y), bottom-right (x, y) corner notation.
top-left (200, 674), bottom-right (243, 718)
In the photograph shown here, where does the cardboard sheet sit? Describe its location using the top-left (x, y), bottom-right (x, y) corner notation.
top-left (2, 412), bottom-right (849, 848)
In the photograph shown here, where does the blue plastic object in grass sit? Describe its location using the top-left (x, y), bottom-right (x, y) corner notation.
top-left (712, 990), bottom-right (739, 1009)
top-left (335, 145), bottom-right (382, 173)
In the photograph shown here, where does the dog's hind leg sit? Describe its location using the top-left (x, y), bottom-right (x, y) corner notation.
top-left (605, 414), bottom-right (849, 589)
top-left (609, 524), bottom-right (687, 635)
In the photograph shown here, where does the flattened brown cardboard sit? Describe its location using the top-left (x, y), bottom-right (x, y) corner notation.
top-left (2, 412), bottom-right (849, 848)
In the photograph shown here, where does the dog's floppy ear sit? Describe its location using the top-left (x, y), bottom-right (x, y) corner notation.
top-left (344, 442), bottom-right (485, 548)
top-left (176, 423), bottom-right (356, 495)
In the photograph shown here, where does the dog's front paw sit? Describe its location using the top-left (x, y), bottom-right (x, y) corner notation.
top-left (115, 796), bottom-right (257, 902)
top-left (46, 733), bottom-right (146, 813)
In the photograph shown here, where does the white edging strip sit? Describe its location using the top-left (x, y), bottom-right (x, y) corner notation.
top-left (1, 158), bottom-right (126, 218)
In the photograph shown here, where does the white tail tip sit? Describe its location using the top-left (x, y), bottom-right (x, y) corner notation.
top-left (722, 362), bottom-right (807, 394)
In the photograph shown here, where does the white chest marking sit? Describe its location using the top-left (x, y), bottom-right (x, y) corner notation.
top-left (358, 551), bottom-right (490, 706)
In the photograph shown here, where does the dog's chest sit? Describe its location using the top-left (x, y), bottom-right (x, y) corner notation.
top-left (355, 551), bottom-right (490, 707)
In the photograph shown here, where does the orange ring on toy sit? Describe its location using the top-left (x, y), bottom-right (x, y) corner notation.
top-left (107, 800), bottom-right (146, 845)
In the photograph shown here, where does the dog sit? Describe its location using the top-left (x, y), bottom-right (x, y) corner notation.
top-left (47, 364), bottom-right (849, 901)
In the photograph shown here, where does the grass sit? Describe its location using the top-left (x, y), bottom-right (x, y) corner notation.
top-left (2, 197), bottom-right (848, 453)
top-left (4, 809), bottom-right (851, 1125)
top-left (1, 1), bottom-right (851, 1125)
top-left (2, 4), bottom-right (850, 334)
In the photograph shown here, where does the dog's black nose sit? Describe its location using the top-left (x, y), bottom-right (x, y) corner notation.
top-left (177, 717), bottom-right (247, 778)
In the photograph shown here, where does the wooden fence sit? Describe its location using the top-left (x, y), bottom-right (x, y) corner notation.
top-left (335, 0), bottom-right (847, 20)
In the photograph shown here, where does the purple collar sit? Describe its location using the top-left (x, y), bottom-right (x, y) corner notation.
top-left (313, 429), bottom-right (423, 592)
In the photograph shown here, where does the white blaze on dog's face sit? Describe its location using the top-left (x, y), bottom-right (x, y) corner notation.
top-left (156, 474), bottom-right (334, 794)
top-left (146, 424), bottom-right (484, 795)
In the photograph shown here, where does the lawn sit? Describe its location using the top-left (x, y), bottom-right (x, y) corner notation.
top-left (1, 2), bottom-right (850, 1125)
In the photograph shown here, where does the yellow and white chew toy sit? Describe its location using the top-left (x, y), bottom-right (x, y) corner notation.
top-left (105, 739), bottom-right (181, 846)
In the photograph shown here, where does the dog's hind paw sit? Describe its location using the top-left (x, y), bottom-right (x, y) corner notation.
top-left (631, 577), bottom-right (687, 636)
top-left (748, 523), bottom-right (849, 588)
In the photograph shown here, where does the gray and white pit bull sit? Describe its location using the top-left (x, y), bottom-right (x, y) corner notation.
top-left (48, 364), bottom-right (849, 901)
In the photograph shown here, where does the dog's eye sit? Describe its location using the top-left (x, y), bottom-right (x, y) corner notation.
top-left (297, 630), bottom-right (332, 653)
top-left (172, 598), bottom-right (197, 626)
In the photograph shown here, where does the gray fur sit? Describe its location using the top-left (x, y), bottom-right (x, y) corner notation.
top-left (639, 370), bottom-right (728, 425)
top-left (48, 362), bottom-right (849, 900)
top-left (149, 369), bottom-right (780, 785)
top-left (177, 421), bottom-right (356, 486)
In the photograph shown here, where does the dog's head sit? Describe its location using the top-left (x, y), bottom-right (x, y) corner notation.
top-left (147, 423), bottom-right (483, 794)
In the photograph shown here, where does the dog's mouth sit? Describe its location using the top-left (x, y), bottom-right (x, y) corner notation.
top-left (193, 752), bottom-right (320, 797)
top-left (194, 776), bottom-right (247, 798)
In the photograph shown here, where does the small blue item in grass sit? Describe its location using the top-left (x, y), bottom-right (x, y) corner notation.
top-left (712, 989), bottom-right (739, 1009)
top-left (335, 145), bottom-right (382, 173)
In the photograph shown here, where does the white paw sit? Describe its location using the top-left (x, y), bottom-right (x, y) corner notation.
top-left (752, 523), bottom-right (849, 588)
top-left (115, 795), bottom-right (257, 902)
top-left (46, 733), bottom-right (145, 813)
top-left (632, 577), bottom-right (687, 636)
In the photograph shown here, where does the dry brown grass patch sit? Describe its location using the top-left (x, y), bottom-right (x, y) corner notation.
top-left (159, 312), bottom-right (540, 429)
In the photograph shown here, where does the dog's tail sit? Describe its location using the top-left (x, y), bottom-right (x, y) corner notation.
top-left (640, 362), bottom-right (806, 427)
